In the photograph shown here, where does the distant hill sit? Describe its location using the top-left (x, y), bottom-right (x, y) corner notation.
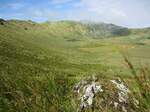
top-left (44, 20), bottom-right (131, 38)
top-left (0, 19), bottom-right (131, 39)
top-left (82, 22), bottom-right (130, 38)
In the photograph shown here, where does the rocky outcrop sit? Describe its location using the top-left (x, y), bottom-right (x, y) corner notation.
top-left (73, 76), bottom-right (139, 112)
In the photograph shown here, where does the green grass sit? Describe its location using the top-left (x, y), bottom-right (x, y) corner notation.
top-left (0, 20), bottom-right (150, 112)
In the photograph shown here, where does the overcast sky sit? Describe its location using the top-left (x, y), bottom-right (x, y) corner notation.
top-left (0, 0), bottom-right (150, 28)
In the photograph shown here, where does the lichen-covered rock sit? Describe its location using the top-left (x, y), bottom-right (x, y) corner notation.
top-left (73, 76), bottom-right (139, 112)
top-left (73, 76), bottom-right (103, 111)
top-left (80, 82), bottom-right (103, 109)
top-left (110, 79), bottom-right (130, 112)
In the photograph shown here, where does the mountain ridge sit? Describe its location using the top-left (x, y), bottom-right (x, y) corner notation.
top-left (0, 19), bottom-right (131, 38)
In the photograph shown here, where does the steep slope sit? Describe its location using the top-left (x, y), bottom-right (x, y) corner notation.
top-left (0, 20), bottom-right (82, 111)
top-left (83, 22), bottom-right (130, 38)
top-left (0, 19), bottom-right (150, 112)
top-left (42, 20), bottom-right (131, 39)
top-left (0, 20), bottom-right (116, 111)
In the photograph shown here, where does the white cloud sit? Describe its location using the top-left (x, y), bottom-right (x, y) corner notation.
top-left (51, 0), bottom-right (73, 4)
top-left (111, 9), bottom-right (127, 18)
top-left (63, 0), bottom-right (150, 28)
top-left (64, 0), bottom-right (128, 25)
top-left (13, 0), bottom-right (150, 27)
top-left (1, 0), bottom-right (150, 28)
top-left (8, 3), bottom-right (24, 10)
top-left (25, 8), bottom-right (60, 21)
top-left (0, 3), bottom-right (24, 10)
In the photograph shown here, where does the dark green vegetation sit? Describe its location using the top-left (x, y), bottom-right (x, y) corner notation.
top-left (84, 22), bottom-right (130, 38)
top-left (0, 19), bottom-right (150, 112)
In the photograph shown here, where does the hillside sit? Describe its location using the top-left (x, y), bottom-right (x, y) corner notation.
top-left (83, 22), bottom-right (130, 38)
top-left (44, 21), bottom-right (131, 38)
top-left (0, 19), bottom-right (150, 112)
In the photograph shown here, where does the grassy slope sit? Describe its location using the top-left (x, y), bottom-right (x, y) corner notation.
top-left (0, 20), bottom-right (150, 111)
